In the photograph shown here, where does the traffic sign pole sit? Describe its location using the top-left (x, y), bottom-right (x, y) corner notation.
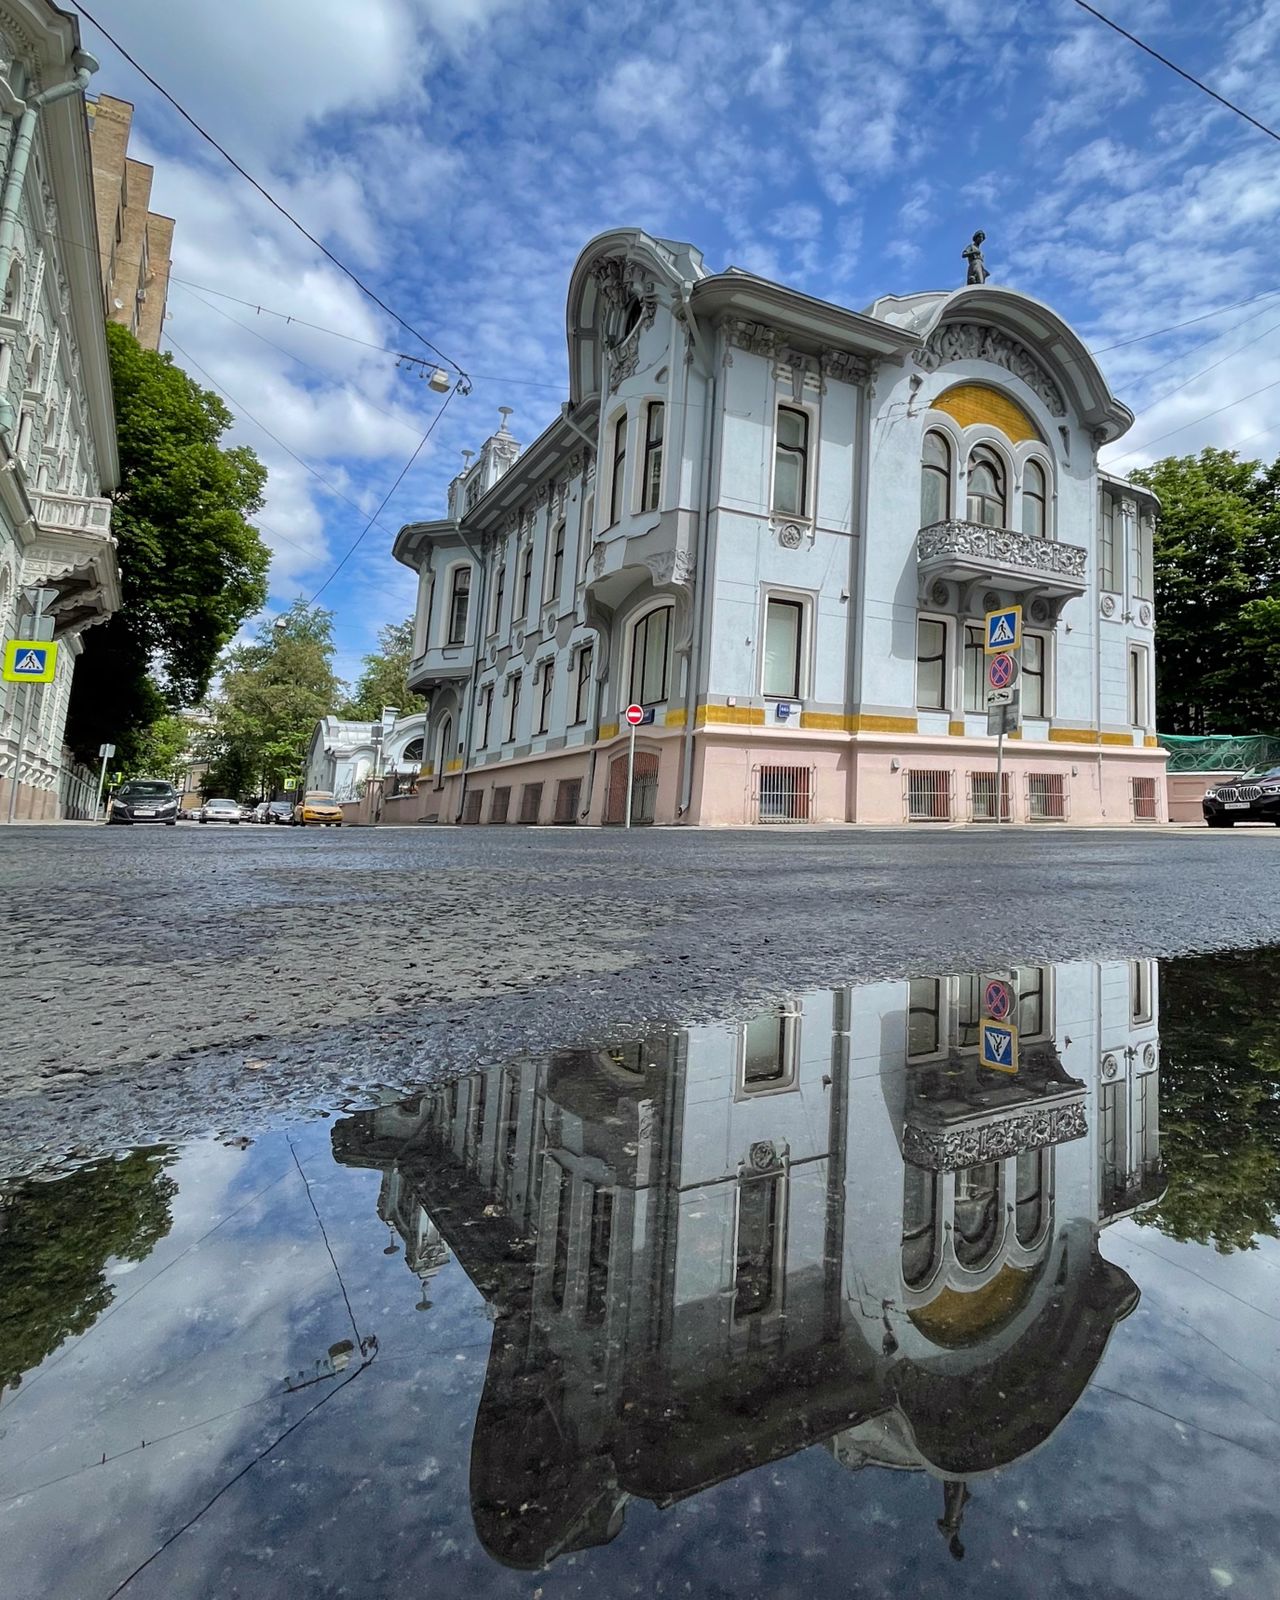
top-left (3, 589), bottom-right (55, 825)
top-left (5, 681), bottom-right (34, 824)
top-left (625, 719), bottom-right (636, 830)
top-left (94, 742), bottom-right (117, 821)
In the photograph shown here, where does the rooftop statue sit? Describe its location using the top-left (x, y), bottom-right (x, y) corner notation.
top-left (962, 230), bottom-right (989, 285)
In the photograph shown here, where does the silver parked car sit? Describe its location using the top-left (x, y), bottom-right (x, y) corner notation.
top-left (199, 797), bottom-right (241, 824)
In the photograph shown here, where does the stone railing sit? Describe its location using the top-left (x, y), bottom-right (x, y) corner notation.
top-left (31, 490), bottom-right (113, 536)
top-left (918, 519), bottom-right (1087, 581)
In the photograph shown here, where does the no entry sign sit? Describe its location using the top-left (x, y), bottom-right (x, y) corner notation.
top-left (624, 703), bottom-right (645, 726)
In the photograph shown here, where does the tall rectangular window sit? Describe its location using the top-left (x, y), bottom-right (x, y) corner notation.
top-left (447, 566), bottom-right (470, 645)
top-left (478, 682), bottom-right (493, 747)
top-left (741, 1007), bottom-right (799, 1093)
top-left (547, 522), bottom-right (565, 603)
top-left (916, 618), bottom-right (948, 710)
top-left (763, 597), bottom-right (803, 699)
top-left (773, 405), bottom-right (809, 516)
top-left (573, 644), bottom-right (593, 725)
top-left (584, 1187), bottom-right (613, 1326)
top-left (1023, 633), bottom-right (1046, 718)
top-left (1100, 496), bottom-right (1120, 591)
top-left (641, 402), bottom-right (664, 512)
top-left (963, 623), bottom-right (984, 712)
top-left (537, 662), bottom-right (554, 733)
top-left (1134, 514), bottom-right (1154, 600)
top-left (1128, 646), bottom-right (1148, 727)
top-left (506, 671), bottom-right (521, 741)
top-left (609, 412), bottom-right (627, 524)
top-left (907, 977), bottom-right (942, 1058)
top-left (734, 1175), bottom-right (780, 1319)
top-left (490, 562), bottom-right (505, 635)
top-left (629, 607), bottom-right (670, 706)
top-left (1130, 959), bottom-right (1153, 1025)
top-left (518, 545), bottom-right (533, 619)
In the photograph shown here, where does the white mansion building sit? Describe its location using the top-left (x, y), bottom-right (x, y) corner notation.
top-left (394, 229), bottom-right (1164, 826)
top-left (0, 0), bottom-right (119, 820)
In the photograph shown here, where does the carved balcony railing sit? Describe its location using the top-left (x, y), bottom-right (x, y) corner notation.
top-left (917, 519), bottom-right (1088, 606)
top-left (31, 490), bottom-right (113, 537)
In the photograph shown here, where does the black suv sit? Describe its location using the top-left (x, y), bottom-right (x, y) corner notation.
top-left (1202, 765), bottom-right (1280, 827)
top-left (107, 779), bottom-right (180, 825)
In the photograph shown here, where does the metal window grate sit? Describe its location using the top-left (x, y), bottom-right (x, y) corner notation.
top-left (1131, 776), bottom-right (1157, 821)
top-left (1028, 771), bottom-right (1067, 821)
top-left (490, 785), bottom-right (511, 824)
top-left (754, 764), bottom-right (813, 823)
top-left (462, 789), bottom-right (483, 825)
top-left (907, 769), bottom-right (953, 822)
top-left (968, 770), bottom-right (1012, 822)
top-left (553, 778), bottom-right (581, 824)
top-left (519, 782), bottom-right (543, 824)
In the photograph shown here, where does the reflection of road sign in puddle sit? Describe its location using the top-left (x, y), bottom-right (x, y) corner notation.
top-left (983, 978), bottom-right (1013, 1021)
top-left (988, 653), bottom-right (1015, 690)
top-left (980, 1019), bottom-right (1019, 1073)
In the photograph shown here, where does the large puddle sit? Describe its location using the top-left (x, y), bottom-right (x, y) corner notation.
top-left (2, 951), bottom-right (1278, 1598)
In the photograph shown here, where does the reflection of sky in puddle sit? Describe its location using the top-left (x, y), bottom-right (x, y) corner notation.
top-left (1, 955), bottom-right (1278, 1599)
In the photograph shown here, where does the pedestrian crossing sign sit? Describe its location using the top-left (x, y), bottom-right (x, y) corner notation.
top-left (980, 1019), bottom-right (1019, 1074)
top-left (985, 606), bottom-right (1022, 653)
top-left (3, 638), bottom-right (58, 682)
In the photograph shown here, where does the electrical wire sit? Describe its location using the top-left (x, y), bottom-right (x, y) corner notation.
top-left (1070, 0), bottom-right (1280, 144)
top-left (1126, 314), bottom-right (1280, 423)
top-left (1108, 373), bottom-right (1280, 463)
top-left (72, 1), bottom-right (470, 381)
top-left (1091, 288), bottom-right (1280, 355)
top-left (308, 385), bottom-right (456, 605)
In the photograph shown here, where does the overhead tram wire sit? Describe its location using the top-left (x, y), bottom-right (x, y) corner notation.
top-left (1107, 373), bottom-right (1280, 464)
top-left (73, 1), bottom-right (470, 385)
top-left (1070, 0), bottom-right (1280, 144)
top-left (308, 383), bottom-right (457, 606)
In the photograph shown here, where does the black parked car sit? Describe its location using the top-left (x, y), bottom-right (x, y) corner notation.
top-left (107, 779), bottom-right (180, 825)
top-left (1202, 765), bottom-right (1280, 826)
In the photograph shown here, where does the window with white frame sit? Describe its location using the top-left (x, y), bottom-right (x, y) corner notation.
top-left (739, 1005), bottom-right (800, 1094)
top-left (572, 643), bottom-right (593, 725)
top-left (478, 682), bottom-right (494, 747)
top-left (773, 405), bottom-right (809, 517)
top-left (1022, 633), bottom-right (1047, 718)
top-left (446, 567), bottom-right (470, 646)
top-left (963, 623), bottom-right (985, 713)
top-left (506, 671), bottom-right (522, 740)
top-left (629, 606), bottom-right (671, 706)
top-left (734, 1173), bottom-right (782, 1319)
top-left (609, 412), bottom-right (628, 524)
top-left (902, 1163), bottom-right (938, 1288)
top-left (967, 444), bottom-right (1006, 528)
top-left (435, 716), bottom-right (453, 789)
top-left (1100, 495), bottom-right (1121, 591)
top-left (641, 401), bottom-right (664, 512)
top-left (517, 543), bottom-right (533, 620)
top-left (921, 429), bottom-right (951, 526)
top-left (762, 595), bottom-right (804, 700)
top-left (490, 561), bottom-right (505, 636)
top-left (1133, 511), bottom-right (1154, 600)
top-left (580, 493), bottom-right (595, 572)
top-left (916, 617), bottom-right (948, 710)
top-left (536, 660), bottom-right (554, 733)
top-left (907, 977), bottom-right (942, 1059)
top-left (547, 522), bottom-right (565, 603)
top-left (1130, 958), bottom-right (1153, 1025)
top-left (1128, 646), bottom-right (1148, 727)
top-left (1022, 458), bottom-right (1049, 539)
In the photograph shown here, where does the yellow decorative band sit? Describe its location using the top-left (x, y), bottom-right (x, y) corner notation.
top-left (664, 707), bottom-right (687, 728)
top-left (799, 711), bottom-right (847, 731)
top-left (948, 720), bottom-right (966, 737)
top-left (1048, 727), bottom-right (1099, 745)
top-left (598, 721), bottom-right (619, 741)
top-left (445, 757), bottom-right (464, 773)
top-left (1100, 732), bottom-right (1135, 746)
top-left (696, 704), bottom-right (767, 727)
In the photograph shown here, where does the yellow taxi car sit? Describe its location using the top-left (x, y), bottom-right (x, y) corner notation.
top-left (292, 790), bottom-right (344, 827)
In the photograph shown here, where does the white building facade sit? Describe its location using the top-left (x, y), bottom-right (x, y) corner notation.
top-left (395, 229), bottom-right (1163, 827)
top-left (0, 1), bottom-right (119, 821)
top-left (336, 955), bottom-right (1161, 1567)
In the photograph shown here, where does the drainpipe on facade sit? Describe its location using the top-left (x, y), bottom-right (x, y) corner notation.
top-left (1094, 486), bottom-right (1107, 817)
top-left (846, 374), bottom-right (875, 810)
top-left (677, 290), bottom-right (717, 818)
top-left (0, 51), bottom-right (98, 437)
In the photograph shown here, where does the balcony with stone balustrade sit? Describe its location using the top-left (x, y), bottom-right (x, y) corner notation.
top-left (917, 519), bottom-right (1088, 609)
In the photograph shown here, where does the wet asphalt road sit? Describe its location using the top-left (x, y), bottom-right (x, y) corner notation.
top-left (1, 820), bottom-right (1278, 1174)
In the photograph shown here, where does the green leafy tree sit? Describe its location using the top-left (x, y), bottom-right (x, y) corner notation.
top-left (1131, 448), bottom-right (1280, 734)
top-left (340, 616), bottom-right (425, 721)
top-left (0, 1151), bottom-right (177, 1395)
top-left (201, 600), bottom-right (343, 798)
top-left (121, 711), bottom-right (189, 783)
top-left (65, 324), bottom-right (270, 764)
top-left (1140, 950), bottom-right (1280, 1253)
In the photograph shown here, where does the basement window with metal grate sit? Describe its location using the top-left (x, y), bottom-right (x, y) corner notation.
top-left (462, 789), bottom-right (483, 825)
top-left (1028, 772), bottom-right (1067, 821)
top-left (490, 785), bottom-right (511, 824)
top-left (1131, 776), bottom-right (1157, 821)
top-left (553, 778), bottom-right (581, 824)
top-left (519, 782), bottom-right (543, 824)
top-left (908, 769), bottom-right (952, 822)
top-left (755, 764), bottom-right (812, 822)
top-left (969, 770), bottom-right (1012, 822)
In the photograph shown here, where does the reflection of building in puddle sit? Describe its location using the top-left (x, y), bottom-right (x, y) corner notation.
top-left (333, 959), bottom-right (1163, 1570)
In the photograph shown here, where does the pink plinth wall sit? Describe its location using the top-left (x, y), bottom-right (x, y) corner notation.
top-left (1166, 772), bottom-right (1218, 824)
top-left (0, 777), bottom-right (58, 820)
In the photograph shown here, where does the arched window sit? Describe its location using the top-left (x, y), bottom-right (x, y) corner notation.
top-left (609, 412), bottom-right (628, 524)
top-left (1022, 459), bottom-right (1048, 538)
top-left (902, 1162), bottom-right (937, 1288)
top-left (25, 341), bottom-right (42, 393)
top-left (629, 605), bottom-right (671, 706)
top-left (920, 430), bottom-right (951, 526)
top-left (953, 1163), bottom-right (1001, 1267)
top-left (1015, 1150), bottom-right (1047, 1245)
top-left (3, 261), bottom-right (21, 317)
top-left (966, 445), bottom-right (1006, 528)
top-left (400, 737), bottom-right (424, 766)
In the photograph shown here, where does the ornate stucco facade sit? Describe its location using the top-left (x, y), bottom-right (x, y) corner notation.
top-left (0, 1), bottom-right (119, 820)
top-left (335, 956), bottom-right (1162, 1566)
top-left (394, 228), bottom-right (1164, 827)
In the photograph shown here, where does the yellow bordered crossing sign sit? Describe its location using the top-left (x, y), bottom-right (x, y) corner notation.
top-left (984, 606), bottom-right (1022, 653)
top-left (3, 638), bottom-right (58, 682)
top-left (980, 1018), bottom-right (1019, 1074)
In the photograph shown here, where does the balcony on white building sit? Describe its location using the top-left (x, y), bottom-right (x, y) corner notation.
top-left (407, 640), bottom-right (474, 693)
top-left (917, 519), bottom-right (1088, 605)
top-left (23, 489), bottom-right (119, 637)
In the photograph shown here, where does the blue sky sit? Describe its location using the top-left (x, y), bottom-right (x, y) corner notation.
top-left (77, 0), bottom-right (1280, 689)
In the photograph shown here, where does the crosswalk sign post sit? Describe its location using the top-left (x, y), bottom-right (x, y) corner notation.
top-left (3, 590), bottom-right (58, 824)
top-left (2, 639), bottom-right (58, 683)
top-left (979, 1019), bottom-right (1019, 1074)
top-left (984, 607), bottom-right (1022, 825)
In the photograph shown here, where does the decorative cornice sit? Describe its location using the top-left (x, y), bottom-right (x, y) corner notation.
top-left (645, 548), bottom-right (694, 589)
top-left (722, 317), bottom-right (780, 359)
top-left (914, 321), bottom-right (1066, 417)
top-left (820, 347), bottom-right (877, 386)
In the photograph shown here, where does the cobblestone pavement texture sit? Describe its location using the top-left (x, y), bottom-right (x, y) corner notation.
top-left (1, 823), bottom-right (1277, 1175)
